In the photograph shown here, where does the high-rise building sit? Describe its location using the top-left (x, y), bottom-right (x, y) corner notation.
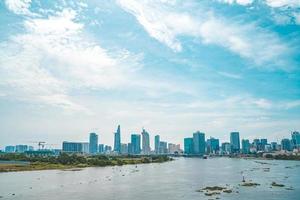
top-left (291, 131), bottom-right (300, 149)
top-left (207, 137), bottom-right (219, 154)
top-left (253, 139), bottom-right (260, 151)
top-left (281, 138), bottom-right (292, 151)
top-left (121, 143), bottom-right (128, 154)
top-left (168, 143), bottom-right (180, 154)
top-left (62, 142), bottom-right (83, 153)
top-left (114, 125), bottom-right (121, 153)
top-left (242, 139), bottom-right (250, 154)
top-left (230, 132), bottom-right (240, 153)
top-left (89, 133), bottom-right (98, 154)
top-left (98, 144), bottom-right (104, 153)
top-left (15, 145), bottom-right (28, 153)
top-left (155, 135), bottom-right (160, 154)
top-left (81, 142), bottom-right (89, 154)
top-left (184, 138), bottom-right (193, 154)
top-left (131, 134), bottom-right (141, 154)
top-left (159, 141), bottom-right (168, 154)
top-left (193, 131), bottom-right (205, 155)
top-left (5, 146), bottom-right (15, 153)
top-left (271, 142), bottom-right (278, 151)
top-left (104, 145), bottom-right (112, 152)
top-left (260, 139), bottom-right (268, 151)
top-left (221, 142), bottom-right (231, 154)
top-left (141, 128), bottom-right (150, 154)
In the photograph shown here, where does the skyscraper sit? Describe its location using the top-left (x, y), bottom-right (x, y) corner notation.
top-left (159, 141), bottom-right (167, 154)
top-left (184, 138), bottom-right (193, 154)
top-left (131, 134), bottom-right (141, 154)
top-left (281, 138), bottom-right (292, 151)
top-left (253, 139), bottom-right (260, 151)
top-left (230, 132), bottom-right (240, 153)
top-left (221, 142), bottom-right (231, 155)
top-left (114, 125), bottom-right (121, 153)
top-left (155, 135), bottom-right (160, 154)
top-left (207, 137), bottom-right (219, 154)
top-left (141, 128), bottom-right (150, 154)
top-left (193, 131), bottom-right (205, 155)
top-left (291, 131), bottom-right (300, 149)
top-left (242, 139), bottom-right (250, 154)
top-left (89, 132), bottom-right (98, 154)
top-left (260, 139), bottom-right (268, 151)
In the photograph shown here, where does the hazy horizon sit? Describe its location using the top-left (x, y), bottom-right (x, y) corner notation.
top-left (0, 0), bottom-right (300, 150)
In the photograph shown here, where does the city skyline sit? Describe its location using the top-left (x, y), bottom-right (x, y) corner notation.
top-left (1, 124), bottom-right (299, 151)
top-left (0, 0), bottom-right (300, 149)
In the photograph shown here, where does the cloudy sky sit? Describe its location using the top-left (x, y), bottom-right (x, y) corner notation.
top-left (0, 0), bottom-right (299, 149)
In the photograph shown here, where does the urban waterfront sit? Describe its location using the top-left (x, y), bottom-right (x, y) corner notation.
top-left (0, 157), bottom-right (299, 200)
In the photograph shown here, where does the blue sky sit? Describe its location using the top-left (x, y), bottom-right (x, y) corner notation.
top-left (0, 0), bottom-right (299, 149)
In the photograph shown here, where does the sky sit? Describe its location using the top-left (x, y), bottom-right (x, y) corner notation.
top-left (0, 0), bottom-right (299, 150)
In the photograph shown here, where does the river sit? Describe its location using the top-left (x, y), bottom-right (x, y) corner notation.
top-left (0, 157), bottom-right (299, 199)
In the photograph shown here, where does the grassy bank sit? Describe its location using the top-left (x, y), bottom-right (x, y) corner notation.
top-left (0, 153), bottom-right (172, 172)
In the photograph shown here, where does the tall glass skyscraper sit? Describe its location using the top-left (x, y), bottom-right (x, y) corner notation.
top-left (184, 138), bottom-right (193, 154)
top-left (207, 137), bottom-right (219, 154)
top-left (193, 131), bottom-right (205, 155)
top-left (114, 125), bottom-right (121, 153)
top-left (230, 132), bottom-right (240, 153)
top-left (281, 138), bottom-right (292, 151)
top-left (141, 128), bottom-right (150, 154)
top-left (242, 139), bottom-right (250, 154)
top-left (155, 135), bottom-right (160, 154)
top-left (131, 134), bottom-right (141, 154)
top-left (89, 132), bottom-right (98, 154)
top-left (292, 131), bottom-right (300, 149)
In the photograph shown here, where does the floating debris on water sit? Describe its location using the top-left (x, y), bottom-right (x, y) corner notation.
top-left (271, 182), bottom-right (285, 187)
top-left (197, 185), bottom-right (235, 196)
top-left (285, 187), bottom-right (294, 190)
top-left (240, 182), bottom-right (260, 187)
top-left (223, 189), bottom-right (232, 193)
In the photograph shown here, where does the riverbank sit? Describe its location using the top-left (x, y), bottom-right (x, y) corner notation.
top-left (0, 153), bottom-right (173, 173)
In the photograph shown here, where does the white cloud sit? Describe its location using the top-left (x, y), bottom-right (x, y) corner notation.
top-left (118, 0), bottom-right (183, 51)
top-left (4, 0), bottom-right (34, 15)
top-left (218, 0), bottom-right (254, 6)
top-left (118, 0), bottom-right (291, 69)
top-left (0, 8), bottom-right (141, 113)
top-left (220, 0), bottom-right (300, 8)
top-left (265, 0), bottom-right (300, 8)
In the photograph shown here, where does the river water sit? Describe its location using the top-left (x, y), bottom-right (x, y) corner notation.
top-left (0, 157), bottom-right (299, 200)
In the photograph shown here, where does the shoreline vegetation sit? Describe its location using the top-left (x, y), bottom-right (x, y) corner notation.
top-left (0, 153), bottom-right (172, 173)
top-left (1, 152), bottom-right (299, 173)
